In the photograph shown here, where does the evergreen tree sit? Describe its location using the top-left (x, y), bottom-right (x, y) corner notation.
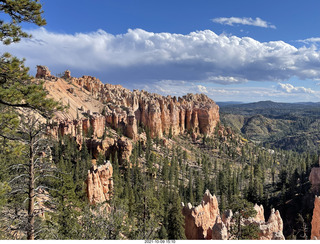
top-left (228, 196), bottom-right (259, 240)
top-left (188, 169), bottom-right (194, 203)
top-left (167, 194), bottom-right (186, 240)
top-left (0, 0), bottom-right (46, 45)
top-left (195, 170), bottom-right (204, 203)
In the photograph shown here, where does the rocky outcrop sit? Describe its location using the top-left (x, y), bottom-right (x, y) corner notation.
top-left (311, 196), bottom-right (320, 240)
top-left (253, 204), bottom-right (265, 222)
top-left (309, 165), bottom-right (320, 195)
top-left (41, 67), bottom-right (219, 141)
top-left (182, 190), bottom-right (284, 240)
top-left (212, 216), bottom-right (228, 240)
top-left (244, 208), bottom-right (285, 240)
top-left (181, 190), bottom-right (220, 239)
top-left (101, 90), bottom-right (219, 139)
top-left (36, 65), bottom-right (52, 78)
top-left (86, 162), bottom-right (113, 205)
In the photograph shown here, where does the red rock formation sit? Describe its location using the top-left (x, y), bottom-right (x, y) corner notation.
top-left (182, 189), bottom-right (220, 239)
top-left (212, 216), bottom-right (228, 240)
top-left (311, 196), bottom-right (320, 240)
top-left (309, 166), bottom-right (320, 195)
top-left (253, 204), bottom-right (265, 222)
top-left (258, 209), bottom-right (284, 240)
top-left (49, 70), bottom-right (219, 139)
top-left (36, 65), bottom-right (51, 78)
top-left (64, 70), bottom-right (71, 79)
top-left (183, 190), bottom-right (284, 240)
top-left (86, 162), bottom-right (113, 205)
top-left (42, 66), bottom-right (219, 168)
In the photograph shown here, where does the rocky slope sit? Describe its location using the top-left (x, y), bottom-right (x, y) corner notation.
top-left (38, 66), bottom-right (219, 142)
top-left (182, 190), bottom-right (285, 240)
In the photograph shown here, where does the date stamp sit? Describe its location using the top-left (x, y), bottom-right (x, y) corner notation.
top-left (144, 240), bottom-right (176, 244)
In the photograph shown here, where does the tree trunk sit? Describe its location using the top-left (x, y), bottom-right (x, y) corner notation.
top-left (27, 138), bottom-right (35, 240)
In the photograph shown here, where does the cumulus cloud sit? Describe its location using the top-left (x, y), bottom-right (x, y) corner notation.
top-left (277, 83), bottom-right (315, 94)
top-left (140, 80), bottom-right (316, 102)
top-left (197, 85), bottom-right (208, 93)
top-left (211, 17), bottom-right (276, 29)
top-left (2, 27), bottom-right (320, 88)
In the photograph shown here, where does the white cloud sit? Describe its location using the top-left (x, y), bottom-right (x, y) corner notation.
top-left (298, 37), bottom-right (320, 44)
top-left (211, 17), bottom-right (276, 29)
top-left (133, 79), bottom-right (320, 102)
top-left (206, 76), bottom-right (248, 84)
top-left (277, 83), bottom-right (315, 94)
top-left (197, 85), bottom-right (208, 93)
top-left (2, 27), bottom-right (320, 88)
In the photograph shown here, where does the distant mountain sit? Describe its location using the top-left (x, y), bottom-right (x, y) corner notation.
top-left (216, 101), bottom-right (244, 107)
top-left (220, 100), bottom-right (320, 153)
top-left (220, 100), bottom-right (320, 119)
top-left (222, 100), bottom-right (313, 109)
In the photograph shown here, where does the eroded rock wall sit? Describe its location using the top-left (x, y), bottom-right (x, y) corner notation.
top-left (311, 196), bottom-right (320, 240)
top-left (182, 190), bottom-right (285, 240)
top-left (181, 189), bottom-right (220, 239)
top-left (42, 67), bottom-right (219, 141)
top-left (86, 162), bottom-right (113, 205)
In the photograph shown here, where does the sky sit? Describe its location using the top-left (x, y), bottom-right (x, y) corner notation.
top-left (2, 0), bottom-right (320, 102)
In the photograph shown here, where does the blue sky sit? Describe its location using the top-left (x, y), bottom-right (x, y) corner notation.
top-left (3, 0), bottom-right (320, 102)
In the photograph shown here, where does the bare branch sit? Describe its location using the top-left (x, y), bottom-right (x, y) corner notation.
top-left (8, 174), bottom-right (30, 183)
top-left (10, 188), bottom-right (28, 195)
top-left (7, 163), bottom-right (29, 171)
top-left (34, 175), bottom-right (60, 182)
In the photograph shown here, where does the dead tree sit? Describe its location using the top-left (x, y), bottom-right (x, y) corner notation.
top-left (2, 109), bottom-right (56, 240)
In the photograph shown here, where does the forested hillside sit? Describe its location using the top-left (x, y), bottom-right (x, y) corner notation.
top-left (1, 1), bottom-right (320, 241)
top-left (220, 101), bottom-right (320, 153)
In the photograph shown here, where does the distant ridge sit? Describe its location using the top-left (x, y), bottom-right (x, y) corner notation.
top-left (216, 101), bottom-right (244, 107)
top-left (220, 100), bottom-right (320, 110)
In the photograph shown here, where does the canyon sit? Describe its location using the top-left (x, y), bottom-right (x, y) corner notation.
top-left (36, 66), bottom-right (320, 240)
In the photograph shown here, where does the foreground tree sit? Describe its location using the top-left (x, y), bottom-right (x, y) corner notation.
top-left (0, 1), bottom-right (64, 239)
top-left (0, 0), bottom-right (46, 45)
top-left (2, 112), bottom-right (59, 240)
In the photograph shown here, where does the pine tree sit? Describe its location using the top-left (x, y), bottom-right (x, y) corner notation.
top-left (195, 170), bottom-right (204, 203)
top-left (0, 53), bottom-right (62, 120)
top-left (228, 196), bottom-right (259, 240)
top-left (0, 0), bottom-right (46, 45)
top-left (167, 194), bottom-right (186, 240)
top-left (188, 169), bottom-right (194, 203)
